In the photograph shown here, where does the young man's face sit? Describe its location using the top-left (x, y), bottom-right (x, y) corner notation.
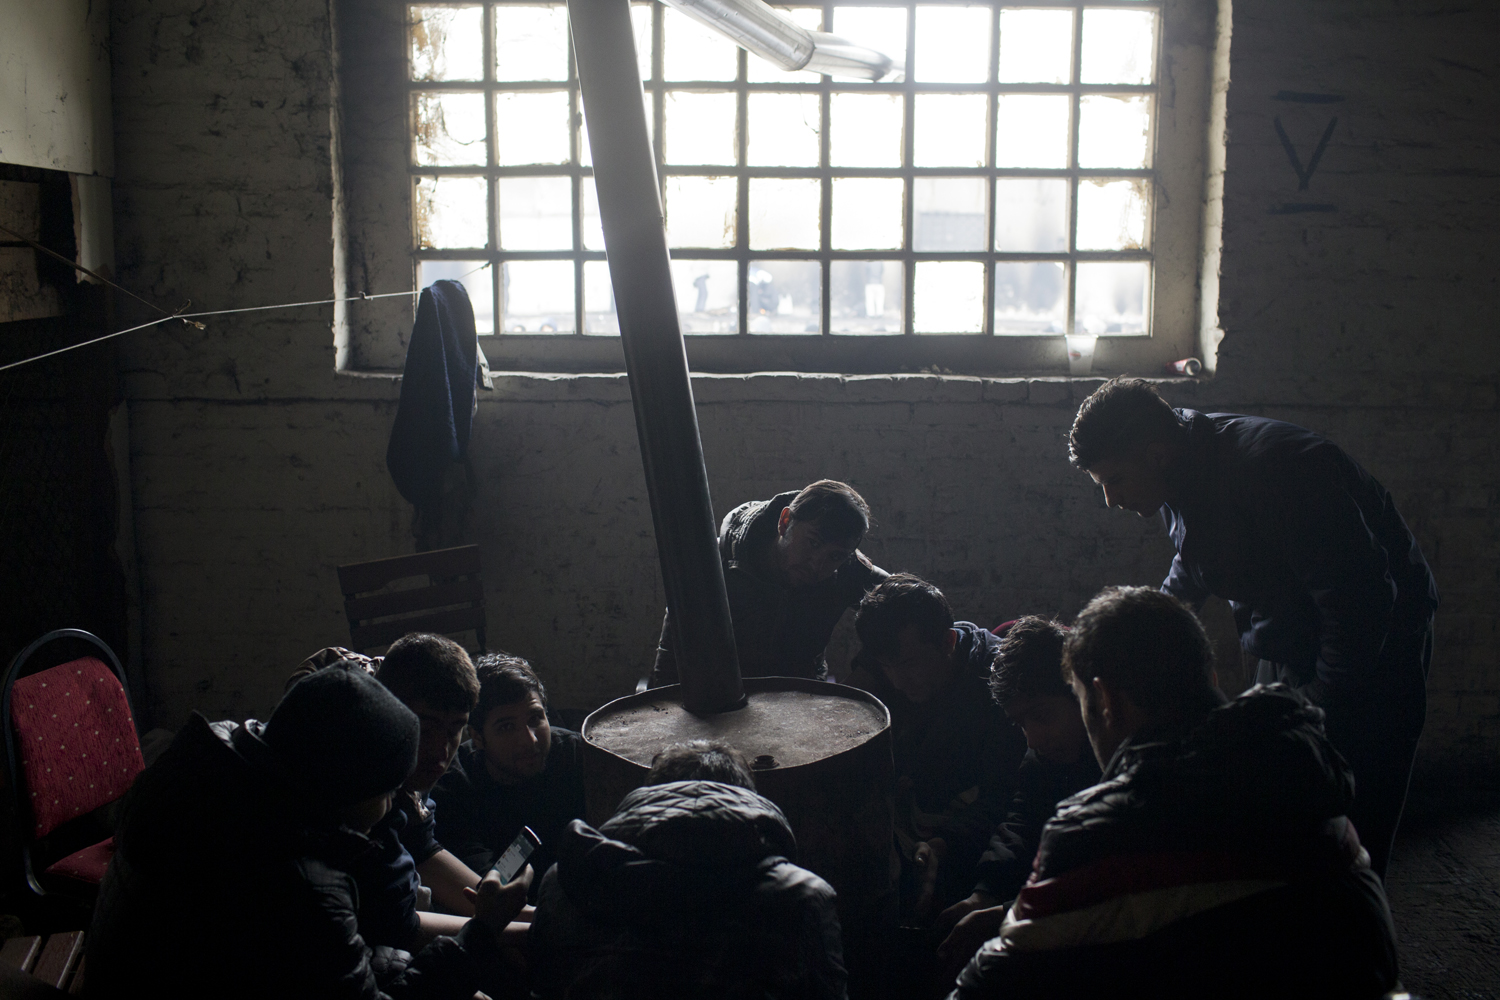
top-left (404, 698), bottom-right (473, 793)
top-left (775, 508), bottom-right (857, 589)
top-left (1070, 673), bottom-right (1127, 769)
top-left (343, 790), bottom-right (395, 834)
top-left (879, 624), bottom-right (958, 704)
top-left (1004, 693), bottom-right (1090, 764)
top-left (473, 693), bottom-right (552, 785)
top-left (1085, 443), bottom-right (1175, 517)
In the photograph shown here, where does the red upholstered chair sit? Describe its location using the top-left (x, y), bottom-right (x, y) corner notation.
top-left (2, 630), bottom-right (143, 899)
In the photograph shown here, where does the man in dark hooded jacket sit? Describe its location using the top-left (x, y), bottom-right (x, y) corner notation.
top-left (528, 744), bottom-right (847, 1000)
top-left (951, 587), bottom-right (1398, 1000)
top-left (846, 575), bottom-right (1027, 920)
top-left (651, 480), bottom-right (888, 685)
top-left (1069, 378), bottom-right (1438, 878)
top-left (85, 664), bottom-right (531, 1000)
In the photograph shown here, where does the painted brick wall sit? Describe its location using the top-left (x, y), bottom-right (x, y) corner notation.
top-left (110, 0), bottom-right (1498, 779)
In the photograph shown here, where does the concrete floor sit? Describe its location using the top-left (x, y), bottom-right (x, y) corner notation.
top-left (1386, 790), bottom-right (1500, 999)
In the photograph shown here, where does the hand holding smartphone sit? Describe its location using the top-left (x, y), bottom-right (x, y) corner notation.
top-left (487, 826), bottom-right (541, 885)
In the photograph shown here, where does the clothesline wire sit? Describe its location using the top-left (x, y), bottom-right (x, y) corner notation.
top-left (0, 237), bottom-right (492, 374)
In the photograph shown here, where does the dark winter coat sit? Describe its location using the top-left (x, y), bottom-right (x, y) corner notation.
top-left (85, 714), bottom-right (507, 1000)
top-left (651, 492), bottom-right (888, 684)
top-left (971, 749), bottom-right (1101, 904)
top-left (431, 729), bottom-right (587, 895)
top-left (529, 780), bottom-right (848, 1000)
top-left (847, 623), bottom-right (1027, 906)
top-left (1161, 409), bottom-right (1438, 708)
top-left (951, 685), bottom-right (1398, 1000)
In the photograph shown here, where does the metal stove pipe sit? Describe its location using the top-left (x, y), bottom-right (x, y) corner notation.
top-left (567, 0), bottom-right (745, 715)
top-left (659, 0), bottom-right (896, 80)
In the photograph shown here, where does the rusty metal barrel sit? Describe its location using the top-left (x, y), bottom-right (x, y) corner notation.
top-left (581, 677), bottom-right (896, 916)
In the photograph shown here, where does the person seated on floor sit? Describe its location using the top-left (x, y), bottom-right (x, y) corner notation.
top-left (650, 479), bottom-right (889, 685)
top-left (949, 587), bottom-right (1399, 1000)
top-left (845, 574), bottom-right (1026, 922)
top-left (292, 635), bottom-right (495, 949)
top-left (432, 653), bottom-right (586, 896)
top-left (529, 740), bottom-right (848, 1000)
top-left (934, 616), bottom-right (1102, 972)
top-left (85, 663), bottom-right (532, 1000)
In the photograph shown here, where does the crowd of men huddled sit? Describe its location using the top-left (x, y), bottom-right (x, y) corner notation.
top-left (83, 379), bottom-right (1436, 999)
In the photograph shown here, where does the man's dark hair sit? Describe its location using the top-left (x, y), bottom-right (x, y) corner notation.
top-left (854, 573), bottom-right (953, 662)
top-left (787, 479), bottom-right (871, 548)
top-left (989, 616), bottom-right (1071, 706)
top-left (646, 740), bottom-right (757, 791)
top-left (1062, 587), bottom-right (1217, 721)
top-left (1068, 377), bottom-right (1186, 469)
top-left (471, 652), bottom-right (548, 730)
top-left (378, 633), bottom-right (479, 714)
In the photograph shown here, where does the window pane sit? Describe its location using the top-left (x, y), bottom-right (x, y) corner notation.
top-left (997, 8), bottom-right (1073, 84)
top-left (914, 94), bottom-right (988, 168)
top-left (583, 260), bottom-right (618, 335)
top-left (633, 4), bottom-right (653, 81)
top-left (831, 178), bottom-right (903, 250)
top-left (495, 92), bottom-right (571, 165)
top-left (418, 260), bottom-right (494, 335)
top-left (494, 6), bottom-right (569, 81)
top-left (914, 7), bottom-right (991, 83)
top-left (749, 93), bottom-right (821, 168)
top-left (995, 95), bottom-right (1069, 168)
top-left (831, 7), bottom-right (909, 81)
top-left (665, 176), bottom-right (737, 248)
top-left (994, 178), bottom-right (1068, 251)
top-left (994, 261), bottom-right (1066, 335)
top-left (414, 175), bottom-right (489, 249)
top-left (749, 8), bottom-right (823, 82)
top-left (1080, 9), bottom-right (1157, 85)
top-left (914, 261), bottom-right (984, 333)
top-left (748, 261), bottom-right (821, 333)
top-left (1076, 178), bottom-right (1150, 250)
top-left (498, 176), bottom-right (572, 250)
top-left (831, 260), bottom-right (903, 334)
top-left (581, 177), bottom-right (605, 251)
top-left (412, 92), bottom-right (487, 167)
top-left (750, 178), bottom-right (821, 250)
top-left (410, 5), bottom-right (484, 82)
top-left (665, 91), bottom-right (738, 165)
top-left (1076, 261), bottom-right (1149, 334)
top-left (672, 259), bottom-right (739, 333)
top-left (830, 94), bottom-right (903, 168)
top-left (1078, 95), bottom-right (1153, 169)
top-left (913, 177), bottom-right (987, 252)
top-left (502, 260), bottom-right (575, 333)
top-left (664, 8), bottom-right (738, 81)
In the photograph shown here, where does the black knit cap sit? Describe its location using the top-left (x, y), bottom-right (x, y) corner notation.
top-left (262, 661), bottom-right (419, 812)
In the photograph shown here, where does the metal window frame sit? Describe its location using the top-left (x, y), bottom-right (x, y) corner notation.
top-left (407, 0), bottom-right (1192, 371)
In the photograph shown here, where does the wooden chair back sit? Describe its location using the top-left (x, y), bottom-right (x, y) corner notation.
top-left (336, 545), bottom-right (487, 653)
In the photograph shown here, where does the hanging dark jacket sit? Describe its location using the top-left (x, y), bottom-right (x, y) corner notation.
top-left (651, 492), bottom-right (888, 685)
top-left (529, 780), bottom-right (848, 1000)
top-left (1160, 409), bottom-right (1438, 708)
top-left (950, 685), bottom-right (1398, 1000)
top-left (85, 714), bottom-right (507, 1000)
top-left (387, 279), bottom-right (482, 513)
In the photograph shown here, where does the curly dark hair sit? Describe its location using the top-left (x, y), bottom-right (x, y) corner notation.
top-left (646, 740), bottom-right (757, 791)
top-left (989, 616), bottom-right (1071, 707)
top-left (1062, 587), bottom-right (1216, 720)
top-left (854, 573), bottom-right (953, 662)
top-left (470, 652), bottom-right (547, 730)
top-left (1068, 377), bottom-right (1186, 469)
top-left (787, 480), bottom-right (872, 548)
top-left (378, 633), bottom-right (479, 714)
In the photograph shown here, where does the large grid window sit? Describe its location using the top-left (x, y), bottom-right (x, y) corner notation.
top-left (407, 1), bottom-right (1193, 352)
